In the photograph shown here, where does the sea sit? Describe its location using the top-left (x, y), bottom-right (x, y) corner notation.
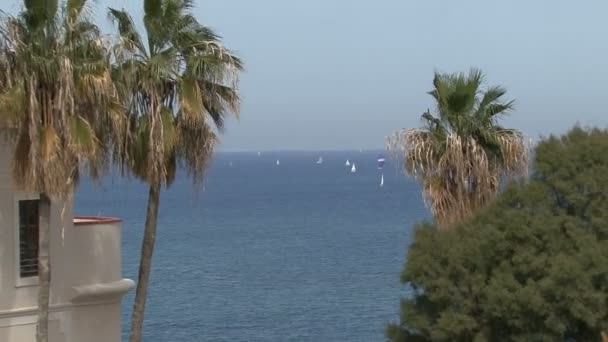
top-left (74, 150), bottom-right (429, 342)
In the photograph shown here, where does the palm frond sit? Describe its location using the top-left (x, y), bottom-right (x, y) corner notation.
top-left (107, 8), bottom-right (147, 56)
top-left (23, 0), bottom-right (58, 31)
top-left (69, 115), bottom-right (97, 156)
top-left (178, 76), bottom-right (202, 123)
top-left (388, 69), bottom-right (528, 227)
top-left (144, 0), bottom-right (163, 20)
top-left (481, 102), bottom-right (515, 123)
top-left (66, 0), bottom-right (89, 24)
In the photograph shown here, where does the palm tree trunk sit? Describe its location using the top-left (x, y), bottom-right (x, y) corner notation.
top-left (36, 195), bottom-right (51, 342)
top-left (129, 180), bottom-right (161, 342)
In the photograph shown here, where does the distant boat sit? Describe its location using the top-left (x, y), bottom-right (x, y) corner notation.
top-left (257, 151), bottom-right (261, 156)
top-left (316, 156), bottom-right (323, 164)
top-left (276, 160), bottom-right (280, 166)
top-left (351, 163), bottom-right (356, 173)
top-left (377, 155), bottom-right (386, 169)
top-left (380, 174), bottom-right (384, 187)
top-left (345, 160), bottom-right (351, 166)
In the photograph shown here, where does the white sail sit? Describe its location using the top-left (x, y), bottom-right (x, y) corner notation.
top-left (345, 160), bottom-right (350, 166)
top-left (316, 156), bottom-right (323, 164)
top-left (276, 160), bottom-right (280, 166)
top-left (351, 163), bottom-right (356, 173)
top-left (380, 174), bottom-right (384, 187)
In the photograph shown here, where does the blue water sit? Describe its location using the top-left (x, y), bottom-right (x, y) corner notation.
top-left (74, 151), bottom-right (429, 341)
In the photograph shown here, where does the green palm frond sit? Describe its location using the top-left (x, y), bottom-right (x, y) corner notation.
top-left (23, 0), bottom-right (58, 31)
top-left (69, 115), bottom-right (97, 155)
top-left (108, 8), bottom-right (147, 56)
top-left (199, 80), bottom-right (240, 128)
top-left (144, 0), bottom-right (163, 19)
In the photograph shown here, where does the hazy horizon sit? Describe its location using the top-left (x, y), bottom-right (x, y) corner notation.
top-left (8, 0), bottom-right (608, 151)
top-left (216, 147), bottom-right (388, 153)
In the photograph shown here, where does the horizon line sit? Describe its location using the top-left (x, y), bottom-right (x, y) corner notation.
top-left (216, 147), bottom-right (388, 153)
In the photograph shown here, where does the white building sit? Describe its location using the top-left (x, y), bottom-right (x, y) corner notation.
top-left (0, 142), bottom-right (134, 341)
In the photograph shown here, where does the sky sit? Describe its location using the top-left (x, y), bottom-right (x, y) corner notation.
top-left (8, 0), bottom-right (608, 151)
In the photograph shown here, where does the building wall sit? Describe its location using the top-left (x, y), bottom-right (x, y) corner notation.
top-left (0, 141), bottom-right (133, 342)
top-left (0, 140), bottom-right (41, 312)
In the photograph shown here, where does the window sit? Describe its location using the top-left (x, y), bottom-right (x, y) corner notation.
top-left (19, 199), bottom-right (39, 278)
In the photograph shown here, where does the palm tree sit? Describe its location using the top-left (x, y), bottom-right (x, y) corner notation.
top-left (387, 69), bottom-right (529, 227)
top-left (0, 1), bottom-right (121, 341)
top-left (107, 1), bottom-right (242, 341)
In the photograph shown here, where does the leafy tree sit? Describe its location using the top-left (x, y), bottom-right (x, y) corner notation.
top-left (107, 1), bottom-right (242, 341)
top-left (0, 1), bottom-right (121, 341)
top-left (388, 69), bottom-right (529, 227)
top-left (387, 127), bottom-right (608, 341)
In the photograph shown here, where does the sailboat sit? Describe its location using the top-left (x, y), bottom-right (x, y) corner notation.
top-left (377, 155), bottom-right (386, 169)
top-left (316, 156), bottom-right (323, 164)
top-left (380, 174), bottom-right (384, 187)
top-left (351, 163), bottom-right (357, 173)
top-left (276, 160), bottom-right (280, 166)
top-left (345, 160), bottom-right (351, 166)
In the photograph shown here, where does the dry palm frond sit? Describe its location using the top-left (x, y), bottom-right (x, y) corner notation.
top-left (390, 128), bottom-right (529, 227)
top-left (389, 127), bottom-right (530, 227)
top-left (495, 130), bottom-right (530, 177)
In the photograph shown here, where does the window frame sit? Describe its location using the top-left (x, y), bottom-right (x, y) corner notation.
top-left (14, 192), bottom-right (40, 287)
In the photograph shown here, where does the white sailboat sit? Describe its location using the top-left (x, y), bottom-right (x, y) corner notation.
top-left (316, 156), bottom-right (323, 164)
top-left (351, 163), bottom-right (357, 173)
top-left (276, 160), bottom-right (280, 166)
top-left (380, 174), bottom-right (384, 187)
top-left (345, 160), bottom-right (350, 166)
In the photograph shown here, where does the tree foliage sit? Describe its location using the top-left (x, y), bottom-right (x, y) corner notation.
top-left (388, 127), bottom-right (608, 341)
top-left (108, 0), bottom-right (242, 187)
top-left (387, 69), bottom-right (529, 227)
top-left (0, 0), bottom-right (122, 199)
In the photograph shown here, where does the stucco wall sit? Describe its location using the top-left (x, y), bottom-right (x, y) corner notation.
top-left (0, 139), bottom-right (73, 311)
top-left (67, 219), bottom-right (122, 287)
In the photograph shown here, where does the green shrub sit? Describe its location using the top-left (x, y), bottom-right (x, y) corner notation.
top-left (388, 127), bottom-right (608, 341)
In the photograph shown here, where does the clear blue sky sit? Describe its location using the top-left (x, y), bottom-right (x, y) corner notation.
top-left (10, 0), bottom-right (608, 150)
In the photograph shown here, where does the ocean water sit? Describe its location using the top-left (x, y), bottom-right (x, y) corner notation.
top-left (74, 151), bottom-right (429, 342)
